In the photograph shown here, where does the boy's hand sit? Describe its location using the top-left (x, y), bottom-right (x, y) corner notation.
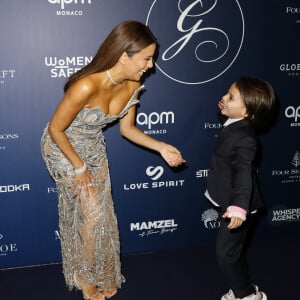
top-left (222, 211), bottom-right (243, 229)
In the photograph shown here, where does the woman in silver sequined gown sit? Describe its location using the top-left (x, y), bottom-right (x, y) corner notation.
top-left (41, 21), bottom-right (185, 300)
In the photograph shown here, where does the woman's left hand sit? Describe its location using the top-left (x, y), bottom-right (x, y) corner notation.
top-left (160, 144), bottom-right (186, 167)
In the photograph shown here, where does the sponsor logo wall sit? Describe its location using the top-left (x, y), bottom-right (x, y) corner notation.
top-left (0, 0), bottom-right (299, 269)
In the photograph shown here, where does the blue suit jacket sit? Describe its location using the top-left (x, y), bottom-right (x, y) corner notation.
top-left (207, 119), bottom-right (263, 213)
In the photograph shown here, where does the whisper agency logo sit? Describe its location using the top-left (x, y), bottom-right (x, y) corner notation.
top-left (146, 0), bottom-right (244, 84)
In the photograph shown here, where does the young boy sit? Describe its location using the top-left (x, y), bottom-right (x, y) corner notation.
top-left (205, 77), bottom-right (275, 300)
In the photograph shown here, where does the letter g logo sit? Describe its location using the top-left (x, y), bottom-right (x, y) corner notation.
top-left (146, 0), bottom-right (244, 84)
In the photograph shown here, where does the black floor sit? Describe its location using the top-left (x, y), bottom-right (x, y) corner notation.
top-left (0, 238), bottom-right (299, 300)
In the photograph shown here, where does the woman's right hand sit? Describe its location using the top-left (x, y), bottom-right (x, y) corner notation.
top-left (73, 169), bottom-right (95, 198)
top-left (159, 143), bottom-right (186, 167)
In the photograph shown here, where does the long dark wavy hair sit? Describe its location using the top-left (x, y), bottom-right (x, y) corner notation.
top-left (64, 20), bottom-right (157, 92)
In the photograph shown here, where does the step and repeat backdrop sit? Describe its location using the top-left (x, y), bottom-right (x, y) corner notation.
top-left (0, 0), bottom-right (299, 268)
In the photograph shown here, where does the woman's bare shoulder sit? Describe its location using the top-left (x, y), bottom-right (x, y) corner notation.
top-left (67, 76), bottom-right (99, 99)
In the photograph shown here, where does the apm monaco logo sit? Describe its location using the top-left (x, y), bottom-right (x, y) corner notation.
top-left (44, 56), bottom-right (93, 78)
top-left (269, 207), bottom-right (300, 225)
top-left (0, 184), bottom-right (30, 193)
top-left (201, 208), bottom-right (220, 229)
top-left (285, 105), bottom-right (300, 127)
top-left (272, 150), bottom-right (300, 183)
top-left (48, 0), bottom-right (92, 16)
top-left (130, 219), bottom-right (178, 237)
top-left (146, 0), bottom-right (244, 84)
top-left (0, 233), bottom-right (18, 257)
top-left (136, 111), bottom-right (175, 135)
top-left (0, 69), bottom-right (16, 85)
top-left (123, 165), bottom-right (185, 191)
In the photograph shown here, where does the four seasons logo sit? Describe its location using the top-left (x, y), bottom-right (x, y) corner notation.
top-left (272, 150), bottom-right (300, 183)
top-left (292, 151), bottom-right (300, 168)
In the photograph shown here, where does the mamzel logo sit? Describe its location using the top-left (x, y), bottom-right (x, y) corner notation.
top-left (130, 219), bottom-right (178, 237)
top-left (146, 0), bottom-right (244, 84)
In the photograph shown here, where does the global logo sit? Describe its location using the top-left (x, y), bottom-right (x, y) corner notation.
top-left (146, 0), bottom-right (244, 84)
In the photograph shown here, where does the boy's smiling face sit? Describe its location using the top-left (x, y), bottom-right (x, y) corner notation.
top-left (218, 83), bottom-right (248, 119)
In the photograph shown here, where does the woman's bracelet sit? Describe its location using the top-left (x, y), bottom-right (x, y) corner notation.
top-left (74, 162), bottom-right (87, 175)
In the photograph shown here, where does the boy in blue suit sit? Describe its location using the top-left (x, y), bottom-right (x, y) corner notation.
top-left (206, 77), bottom-right (275, 300)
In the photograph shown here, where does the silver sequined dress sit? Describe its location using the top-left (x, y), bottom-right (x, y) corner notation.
top-left (41, 87), bottom-right (141, 292)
